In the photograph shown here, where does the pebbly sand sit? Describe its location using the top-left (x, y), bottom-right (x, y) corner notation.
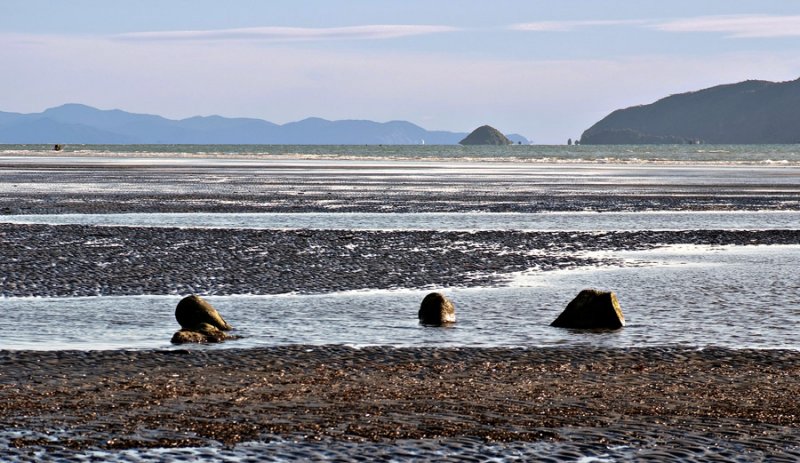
top-left (3, 155), bottom-right (800, 460)
top-left (0, 346), bottom-right (800, 458)
top-left (1, 346), bottom-right (800, 461)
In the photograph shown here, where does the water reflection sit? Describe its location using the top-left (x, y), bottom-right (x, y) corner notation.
top-left (2, 211), bottom-right (800, 231)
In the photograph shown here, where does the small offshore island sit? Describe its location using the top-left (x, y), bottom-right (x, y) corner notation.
top-left (458, 125), bottom-right (513, 145)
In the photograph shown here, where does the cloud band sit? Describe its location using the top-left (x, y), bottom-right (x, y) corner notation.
top-left (114, 25), bottom-right (459, 42)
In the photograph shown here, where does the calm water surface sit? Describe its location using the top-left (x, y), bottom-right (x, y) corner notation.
top-left (3, 210), bottom-right (800, 231)
top-left (3, 143), bottom-right (800, 164)
top-left (4, 245), bottom-right (799, 351)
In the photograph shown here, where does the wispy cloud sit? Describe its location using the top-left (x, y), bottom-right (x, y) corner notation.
top-left (650, 14), bottom-right (800, 38)
top-left (114, 25), bottom-right (459, 42)
top-left (509, 20), bottom-right (646, 32)
top-left (510, 15), bottom-right (800, 39)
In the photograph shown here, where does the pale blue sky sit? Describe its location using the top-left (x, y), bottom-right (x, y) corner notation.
top-left (2, 1), bottom-right (799, 143)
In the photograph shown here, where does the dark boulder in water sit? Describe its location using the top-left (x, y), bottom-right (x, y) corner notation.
top-left (551, 289), bottom-right (625, 329)
top-left (418, 292), bottom-right (456, 325)
top-left (172, 295), bottom-right (235, 344)
top-left (175, 294), bottom-right (232, 331)
top-left (171, 323), bottom-right (230, 344)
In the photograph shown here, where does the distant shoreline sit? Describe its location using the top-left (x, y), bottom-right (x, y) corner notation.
top-left (3, 151), bottom-right (800, 215)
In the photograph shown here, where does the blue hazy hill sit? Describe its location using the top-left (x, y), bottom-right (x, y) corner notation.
top-left (0, 104), bottom-right (529, 145)
top-left (581, 78), bottom-right (800, 144)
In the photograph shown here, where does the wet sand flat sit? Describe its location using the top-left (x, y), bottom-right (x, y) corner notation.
top-left (3, 223), bottom-right (800, 297)
top-left (3, 157), bottom-right (800, 213)
top-left (1, 346), bottom-right (799, 459)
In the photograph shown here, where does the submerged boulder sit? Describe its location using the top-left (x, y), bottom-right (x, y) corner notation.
top-left (551, 289), bottom-right (625, 329)
top-left (171, 295), bottom-right (235, 344)
top-left (418, 292), bottom-right (456, 325)
top-left (171, 322), bottom-right (229, 344)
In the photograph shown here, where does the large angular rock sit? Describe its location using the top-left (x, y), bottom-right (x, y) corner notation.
top-left (418, 292), bottom-right (456, 325)
top-left (171, 295), bottom-right (235, 344)
top-left (551, 289), bottom-right (625, 329)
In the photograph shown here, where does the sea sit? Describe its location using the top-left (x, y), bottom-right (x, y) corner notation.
top-left (2, 144), bottom-right (800, 461)
top-left (2, 142), bottom-right (800, 163)
top-left (2, 143), bottom-right (800, 352)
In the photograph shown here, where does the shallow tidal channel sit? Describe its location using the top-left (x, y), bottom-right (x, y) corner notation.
top-left (4, 245), bottom-right (799, 351)
top-left (3, 210), bottom-right (800, 231)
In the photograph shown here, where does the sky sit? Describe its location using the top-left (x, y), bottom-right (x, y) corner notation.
top-left (2, 1), bottom-right (800, 143)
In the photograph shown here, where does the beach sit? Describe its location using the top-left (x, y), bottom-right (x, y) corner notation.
top-left (2, 346), bottom-right (800, 461)
top-left (2, 149), bottom-right (800, 461)
top-left (2, 154), bottom-right (800, 215)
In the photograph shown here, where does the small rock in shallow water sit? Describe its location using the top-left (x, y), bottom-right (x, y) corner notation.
top-left (172, 295), bottom-right (236, 344)
top-left (175, 294), bottom-right (232, 331)
top-left (171, 323), bottom-right (230, 344)
top-left (551, 289), bottom-right (625, 329)
top-left (418, 292), bottom-right (456, 325)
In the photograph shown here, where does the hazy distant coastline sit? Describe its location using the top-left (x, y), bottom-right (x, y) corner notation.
top-left (0, 104), bottom-right (529, 145)
top-left (581, 77), bottom-right (800, 145)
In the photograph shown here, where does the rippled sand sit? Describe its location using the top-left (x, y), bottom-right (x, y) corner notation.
top-left (3, 223), bottom-right (799, 298)
top-left (2, 347), bottom-right (799, 461)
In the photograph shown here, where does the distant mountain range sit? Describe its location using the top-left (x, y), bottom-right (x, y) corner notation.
top-left (0, 104), bottom-right (529, 145)
top-left (581, 77), bottom-right (800, 144)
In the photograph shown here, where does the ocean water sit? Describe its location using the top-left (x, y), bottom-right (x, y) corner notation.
top-left (2, 143), bottom-right (800, 164)
top-left (3, 146), bottom-right (800, 216)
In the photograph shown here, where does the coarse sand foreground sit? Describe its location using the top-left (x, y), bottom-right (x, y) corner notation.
top-left (1, 346), bottom-right (799, 457)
